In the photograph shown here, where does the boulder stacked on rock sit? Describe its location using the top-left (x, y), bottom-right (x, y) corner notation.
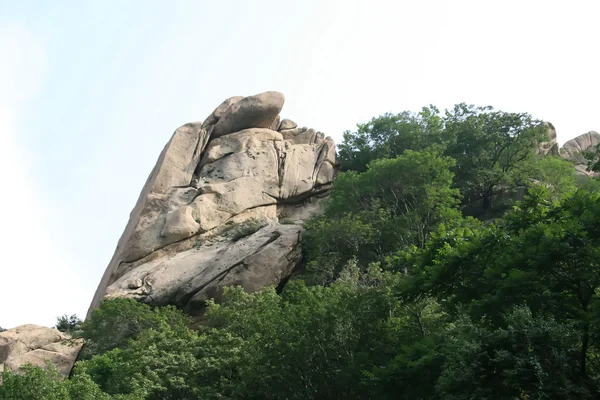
top-left (0, 325), bottom-right (82, 380)
top-left (89, 91), bottom-right (336, 315)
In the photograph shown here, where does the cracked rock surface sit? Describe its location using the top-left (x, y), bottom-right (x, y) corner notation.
top-left (90, 91), bottom-right (336, 315)
top-left (0, 325), bottom-right (83, 380)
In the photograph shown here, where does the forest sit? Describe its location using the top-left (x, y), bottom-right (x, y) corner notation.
top-left (3, 104), bottom-right (600, 399)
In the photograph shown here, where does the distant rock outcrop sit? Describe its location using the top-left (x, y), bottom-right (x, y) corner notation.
top-left (560, 131), bottom-right (600, 176)
top-left (0, 325), bottom-right (82, 380)
top-left (538, 123), bottom-right (599, 176)
top-left (538, 122), bottom-right (559, 156)
top-left (89, 91), bottom-right (336, 316)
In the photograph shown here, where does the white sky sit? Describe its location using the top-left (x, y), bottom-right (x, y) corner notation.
top-left (1, 0), bottom-right (599, 328)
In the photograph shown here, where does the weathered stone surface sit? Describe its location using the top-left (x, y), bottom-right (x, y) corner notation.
top-left (211, 91), bottom-right (285, 138)
top-left (556, 131), bottom-right (600, 176)
top-left (0, 325), bottom-right (82, 379)
top-left (201, 96), bottom-right (244, 130)
top-left (279, 118), bottom-right (297, 131)
top-left (106, 224), bottom-right (301, 314)
top-left (538, 122), bottom-right (559, 156)
top-left (561, 131), bottom-right (600, 161)
top-left (90, 122), bottom-right (212, 311)
top-left (270, 115), bottom-right (281, 131)
top-left (90, 92), bottom-right (336, 316)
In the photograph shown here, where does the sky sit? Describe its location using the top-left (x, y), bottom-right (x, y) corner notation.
top-left (0, 0), bottom-right (599, 329)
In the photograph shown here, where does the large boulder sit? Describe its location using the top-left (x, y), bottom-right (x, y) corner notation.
top-left (561, 131), bottom-right (600, 161)
top-left (559, 131), bottom-right (600, 176)
top-left (0, 325), bottom-right (83, 380)
top-left (90, 92), bottom-right (336, 316)
top-left (211, 91), bottom-right (285, 138)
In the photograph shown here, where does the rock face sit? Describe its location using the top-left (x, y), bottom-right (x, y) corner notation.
top-left (537, 123), bottom-right (599, 177)
top-left (0, 325), bottom-right (83, 379)
top-left (90, 92), bottom-right (336, 316)
top-left (559, 131), bottom-right (600, 176)
top-left (561, 131), bottom-right (600, 160)
top-left (538, 122), bottom-right (559, 156)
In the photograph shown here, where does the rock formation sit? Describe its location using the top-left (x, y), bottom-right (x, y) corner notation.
top-left (538, 122), bottom-right (559, 156)
top-left (0, 325), bottom-right (82, 380)
top-left (538, 122), bottom-right (599, 176)
top-left (90, 91), bottom-right (336, 316)
top-left (560, 131), bottom-right (600, 176)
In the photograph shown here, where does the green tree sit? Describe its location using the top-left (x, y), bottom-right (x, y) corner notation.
top-left (54, 314), bottom-right (83, 334)
top-left (338, 106), bottom-right (444, 172)
top-left (444, 103), bottom-right (547, 214)
top-left (75, 268), bottom-right (425, 400)
top-left (584, 143), bottom-right (600, 173)
top-left (407, 188), bottom-right (600, 390)
top-left (75, 323), bottom-right (205, 399)
top-left (0, 364), bottom-right (118, 400)
top-left (304, 148), bottom-right (461, 283)
top-left (79, 298), bottom-right (188, 359)
top-left (205, 268), bottom-right (401, 400)
top-left (518, 155), bottom-right (577, 198)
top-left (437, 306), bottom-right (587, 399)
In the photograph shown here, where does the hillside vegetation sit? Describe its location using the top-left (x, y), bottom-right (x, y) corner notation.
top-left (3, 104), bottom-right (600, 399)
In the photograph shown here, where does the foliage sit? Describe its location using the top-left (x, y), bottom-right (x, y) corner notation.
top-left (405, 188), bottom-right (600, 391)
top-left (584, 143), bottom-right (600, 172)
top-left (54, 314), bottom-right (83, 334)
top-left (229, 218), bottom-right (263, 241)
top-left (78, 298), bottom-right (188, 359)
top-left (303, 148), bottom-right (462, 283)
top-left (518, 155), bottom-right (577, 197)
top-left (339, 103), bottom-right (550, 215)
top-left (444, 103), bottom-right (547, 213)
top-left (75, 323), bottom-right (206, 399)
top-left (437, 306), bottom-right (587, 399)
top-left (338, 106), bottom-right (444, 172)
top-left (204, 269), bottom-right (399, 400)
top-left (0, 363), bottom-right (118, 400)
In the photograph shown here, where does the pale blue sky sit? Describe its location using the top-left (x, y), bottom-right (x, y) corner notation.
top-left (1, 0), bottom-right (599, 328)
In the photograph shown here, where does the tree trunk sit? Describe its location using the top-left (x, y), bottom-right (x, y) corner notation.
top-left (581, 323), bottom-right (589, 377)
top-left (482, 186), bottom-right (493, 212)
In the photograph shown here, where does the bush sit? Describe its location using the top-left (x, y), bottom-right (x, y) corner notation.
top-left (78, 298), bottom-right (188, 359)
top-left (230, 219), bottom-right (263, 241)
top-left (54, 314), bottom-right (83, 334)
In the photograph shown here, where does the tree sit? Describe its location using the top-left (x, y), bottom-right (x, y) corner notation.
top-left (0, 363), bottom-right (116, 400)
top-left (75, 323), bottom-right (205, 399)
top-left (54, 314), bottom-right (83, 334)
top-left (339, 103), bottom-right (549, 216)
top-left (74, 267), bottom-right (421, 400)
top-left (518, 155), bottom-right (577, 198)
top-left (406, 188), bottom-right (600, 390)
top-left (204, 268), bottom-right (402, 400)
top-left (443, 103), bottom-right (547, 214)
top-left (584, 143), bottom-right (600, 173)
top-left (437, 306), bottom-right (587, 399)
top-left (78, 298), bottom-right (188, 359)
top-left (338, 106), bottom-right (444, 172)
top-left (303, 148), bottom-right (461, 283)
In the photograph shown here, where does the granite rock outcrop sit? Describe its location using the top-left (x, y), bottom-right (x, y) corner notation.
top-left (90, 92), bottom-right (336, 315)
